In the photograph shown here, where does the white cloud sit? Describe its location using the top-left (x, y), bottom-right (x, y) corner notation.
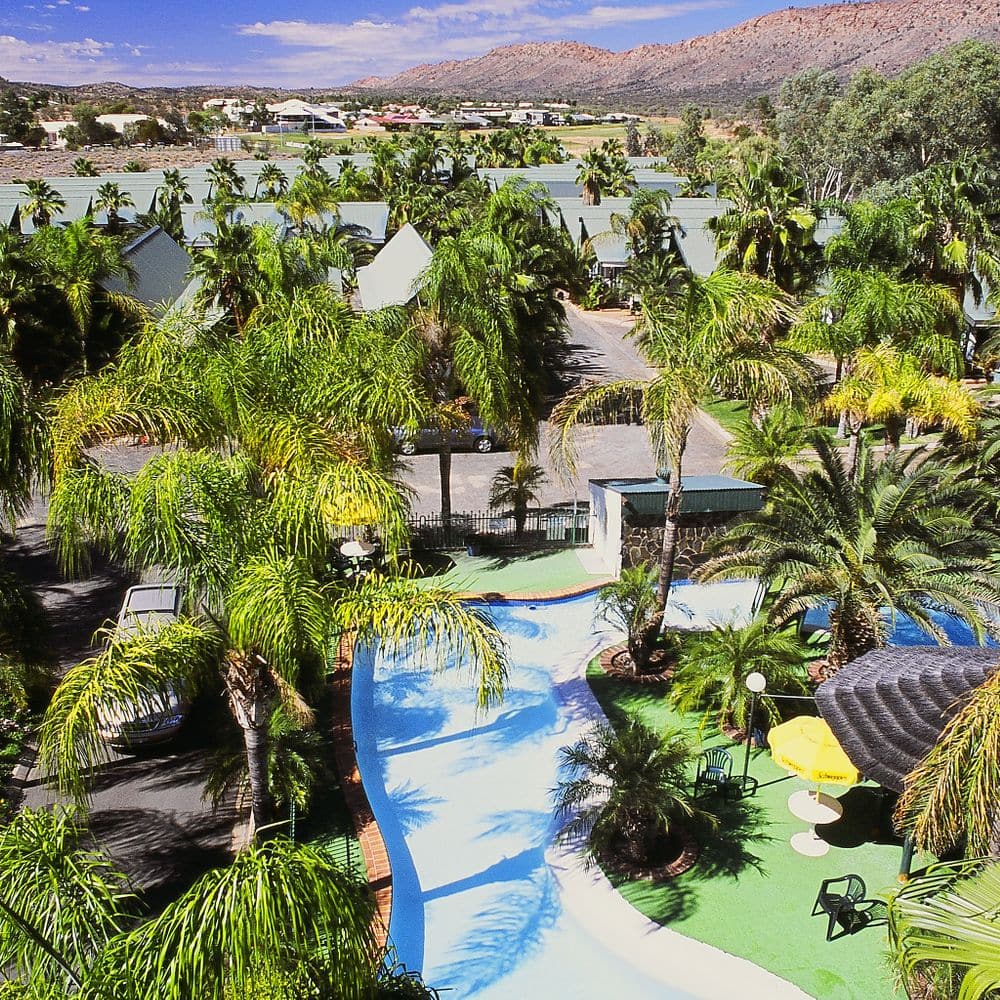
top-left (0, 32), bottom-right (124, 83)
top-left (237, 0), bottom-right (731, 82)
top-left (75, 4), bottom-right (90, 10)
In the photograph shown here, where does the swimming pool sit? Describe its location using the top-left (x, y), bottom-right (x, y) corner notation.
top-left (351, 583), bottom-right (806, 999)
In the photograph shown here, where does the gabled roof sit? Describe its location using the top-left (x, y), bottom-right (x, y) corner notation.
top-left (356, 223), bottom-right (432, 312)
top-left (816, 646), bottom-right (1000, 792)
top-left (669, 197), bottom-right (732, 276)
top-left (101, 226), bottom-right (192, 313)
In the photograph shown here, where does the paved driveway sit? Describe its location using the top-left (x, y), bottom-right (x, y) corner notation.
top-left (400, 305), bottom-right (729, 516)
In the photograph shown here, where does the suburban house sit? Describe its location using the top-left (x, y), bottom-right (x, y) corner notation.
top-left (100, 226), bottom-right (192, 313)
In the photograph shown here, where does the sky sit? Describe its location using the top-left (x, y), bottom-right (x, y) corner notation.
top-left (1, 0), bottom-right (829, 88)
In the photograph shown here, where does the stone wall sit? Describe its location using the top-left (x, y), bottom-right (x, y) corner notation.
top-left (621, 512), bottom-right (741, 577)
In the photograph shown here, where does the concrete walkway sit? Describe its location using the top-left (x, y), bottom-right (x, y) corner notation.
top-left (548, 631), bottom-right (813, 1000)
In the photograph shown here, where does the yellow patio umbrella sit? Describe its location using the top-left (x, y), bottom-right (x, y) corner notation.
top-left (769, 715), bottom-right (860, 785)
top-left (769, 716), bottom-right (860, 856)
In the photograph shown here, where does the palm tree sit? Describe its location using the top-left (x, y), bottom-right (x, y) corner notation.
top-left (31, 217), bottom-right (144, 374)
top-left (302, 137), bottom-right (328, 171)
top-left (553, 268), bottom-right (811, 611)
top-left (20, 179), bottom-right (66, 230)
top-left (610, 188), bottom-right (675, 259)
top-left (255, 161), bottom-right (287, 200)
top-left (888, 858), bottom-right (1000, 1000)
top-left (489, 459), bottom-right (546, 536)
top-left (576, 148), bottom-right (608, 206)
top-left (278, 169), bottom-right (339, 232)
top-left (593, 564), bottom-right (660, 674)
top-left (154, 167), bottom-right (193, 242)
top-left (709, 155), bottom-right (821, 295)
top-left (206, 157), bottom-right (245, 212)
top-left (701, 435), bottom-right (1000, 673)
top-left (822, 344), bottom-right (979, 475)
top-left (94, 180), bottom-right (134, 235)
top-left (894, 667), bottom-right (1000, 859)
top-left (42, 306), bottom-right (509, 829)
top-left (71, 157), bottom-right (98, 177)
top-left (0, 229), bottom-right (39, 346)
top-left (724, 402), bottom-right (808, 487)
top-left (0, 807), bottom-right (397, 998)
top-left (554, 713), bottom-right (714, 866)
top-left (669, 620), bottom-right (808, 733)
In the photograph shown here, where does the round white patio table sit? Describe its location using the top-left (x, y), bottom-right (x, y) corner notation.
top-left (340, 540), bottom-right (377, 559)
top-left (787, 788), bottom-right (843, 857)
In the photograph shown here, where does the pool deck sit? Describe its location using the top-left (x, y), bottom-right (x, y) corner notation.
top-left (332, 554), bottom-right (818, 997)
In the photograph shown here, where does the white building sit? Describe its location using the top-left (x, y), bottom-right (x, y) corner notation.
top-left (264, 100), bottom-right (346, 133)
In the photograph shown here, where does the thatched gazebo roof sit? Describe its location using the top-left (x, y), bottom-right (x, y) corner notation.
top-left (815, 647), bottom-right (1000, 793)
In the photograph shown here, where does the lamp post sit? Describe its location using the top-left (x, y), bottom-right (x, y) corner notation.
top-left (741, 671), bottom-right (767, 794)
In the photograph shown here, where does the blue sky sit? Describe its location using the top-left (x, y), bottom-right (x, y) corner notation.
top-left (2, 0), bottom-right (824, 88)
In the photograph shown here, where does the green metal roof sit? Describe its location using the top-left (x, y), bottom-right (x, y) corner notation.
top-left (595, 474), bottom-right (765, 516)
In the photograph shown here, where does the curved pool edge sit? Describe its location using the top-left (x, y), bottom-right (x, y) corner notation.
top-left (548, 636), bottom-right (817, 1000)
top-left (328, 579), bottom-right (611, 945)
top-left (330, 633), bottom-right (392, 948)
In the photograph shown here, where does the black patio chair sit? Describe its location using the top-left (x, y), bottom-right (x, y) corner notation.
top-left (694, 747), bottom-right (736, 799)
top-left (812, 874), bottom-right (889, 941)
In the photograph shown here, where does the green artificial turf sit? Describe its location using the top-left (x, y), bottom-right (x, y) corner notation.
top-left (411, 548), bottom-right (606, 595)
top-left (587, 657), bottom-right (923, 1000)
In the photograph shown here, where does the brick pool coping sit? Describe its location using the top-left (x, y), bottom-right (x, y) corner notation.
top-left (328, 577), bottom-right (611, 949)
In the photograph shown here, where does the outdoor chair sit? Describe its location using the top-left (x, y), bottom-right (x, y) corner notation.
top-left (694, 747), bottom-right (736, 799)
top-left (812, 874), bottom-right (889, 941)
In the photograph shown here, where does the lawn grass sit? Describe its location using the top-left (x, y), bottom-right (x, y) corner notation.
top-left (587, 657), bottom-right (919, 1000)
top-left (411, 548), bottom-right (604, 595)
top-left (701, 397), bottom-right (750, 436)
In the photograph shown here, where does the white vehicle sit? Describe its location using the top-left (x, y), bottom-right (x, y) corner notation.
top-left (98, 584), bottom-right (191, 748)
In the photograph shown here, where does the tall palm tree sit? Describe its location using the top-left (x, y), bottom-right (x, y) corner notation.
top-left (42, 307), bottom-right (509, 829)
top-left (30, 217), bottom-right (144, 374)
top-left (553, 268), bottom-right (811, 611)
top-left (610, 188), bottom-right (675, 259)
top-left (888, 858), bottom-right (1000, 1000)
top-left (0, 807), bottom-right (402, 998)
top-left (701, 435), bottom-right (1000, 672)
top-left (94, 181), bottom-right (134, 236)
top-left (593, 564), bottom-right (661, 674)
top-left (254, 161), bottom-right (287, 200)
top-left (154, 167), bottom-right (193, 242)
top-left (0, 230), bottom-right (39, 346)
top-left (554, 714), bottom-right (713, 866)
top-left (709, 155), bottom-right (821, 295)
top-left (488, 459), bottom-right (546, 536)
top-left (278, 170), bottom-right (339, 232)
top-left (894, 666), bottom-right (1000, 859)
top-left (669, 619), bottom-right (808, 733)
top-left (576, 148), bottom-right (608, 206)
top-left (20, 179), bottom-right (66, 230)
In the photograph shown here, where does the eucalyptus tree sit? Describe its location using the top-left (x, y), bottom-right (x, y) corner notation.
top-left (553, 268), bottom-right (811, 611)
top-left (20, 179), bottom-right (66, 230)
top-left (701, 435), bottom-right (1000, 672)
top-left (42, 300), bottom-right (508, 828)
top-left (30, 217), bottom-right (144, 375)
top-left (94, 181), bottom-right (134, 236)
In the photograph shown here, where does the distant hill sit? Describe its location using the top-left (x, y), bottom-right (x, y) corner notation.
top-left (349, 0), bottom-right (1000, 110)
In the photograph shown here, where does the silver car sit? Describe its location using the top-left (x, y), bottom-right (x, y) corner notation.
top-left (97, 584), bottom-right (191, 748)
top-left (393, 424), bottom-right (499, 455)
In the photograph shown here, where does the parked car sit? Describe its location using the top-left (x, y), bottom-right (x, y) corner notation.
top-left (97, 584), bottom-right (192, 748)
top-left (392, 424), bottom-right (501, 455)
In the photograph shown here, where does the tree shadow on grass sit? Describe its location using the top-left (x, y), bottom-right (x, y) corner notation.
top-left (607, 867), bottom-right (697, 923)
top-left (692, 795), bottom-right (773, 881)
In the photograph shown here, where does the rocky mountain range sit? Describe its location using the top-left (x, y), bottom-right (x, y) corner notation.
top-left (350, 0), bottom-right (1000, 110)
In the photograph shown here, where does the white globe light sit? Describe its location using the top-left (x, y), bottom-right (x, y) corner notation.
top-left (745, 671), bottom-right (767, 694)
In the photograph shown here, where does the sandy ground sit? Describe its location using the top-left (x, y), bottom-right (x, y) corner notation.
top-left (0, 144), bottom-right (300, 183)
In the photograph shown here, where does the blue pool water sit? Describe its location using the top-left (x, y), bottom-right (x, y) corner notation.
top-left (802, 606), bottom-right (999, 647)
top-left (352, 592), bottom-right (698, 998)
top-left (352, 586), bottom-right (995, 997)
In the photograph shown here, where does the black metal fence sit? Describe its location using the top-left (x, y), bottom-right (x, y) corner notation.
top-left (408, 508), bottom-right (590, 551)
